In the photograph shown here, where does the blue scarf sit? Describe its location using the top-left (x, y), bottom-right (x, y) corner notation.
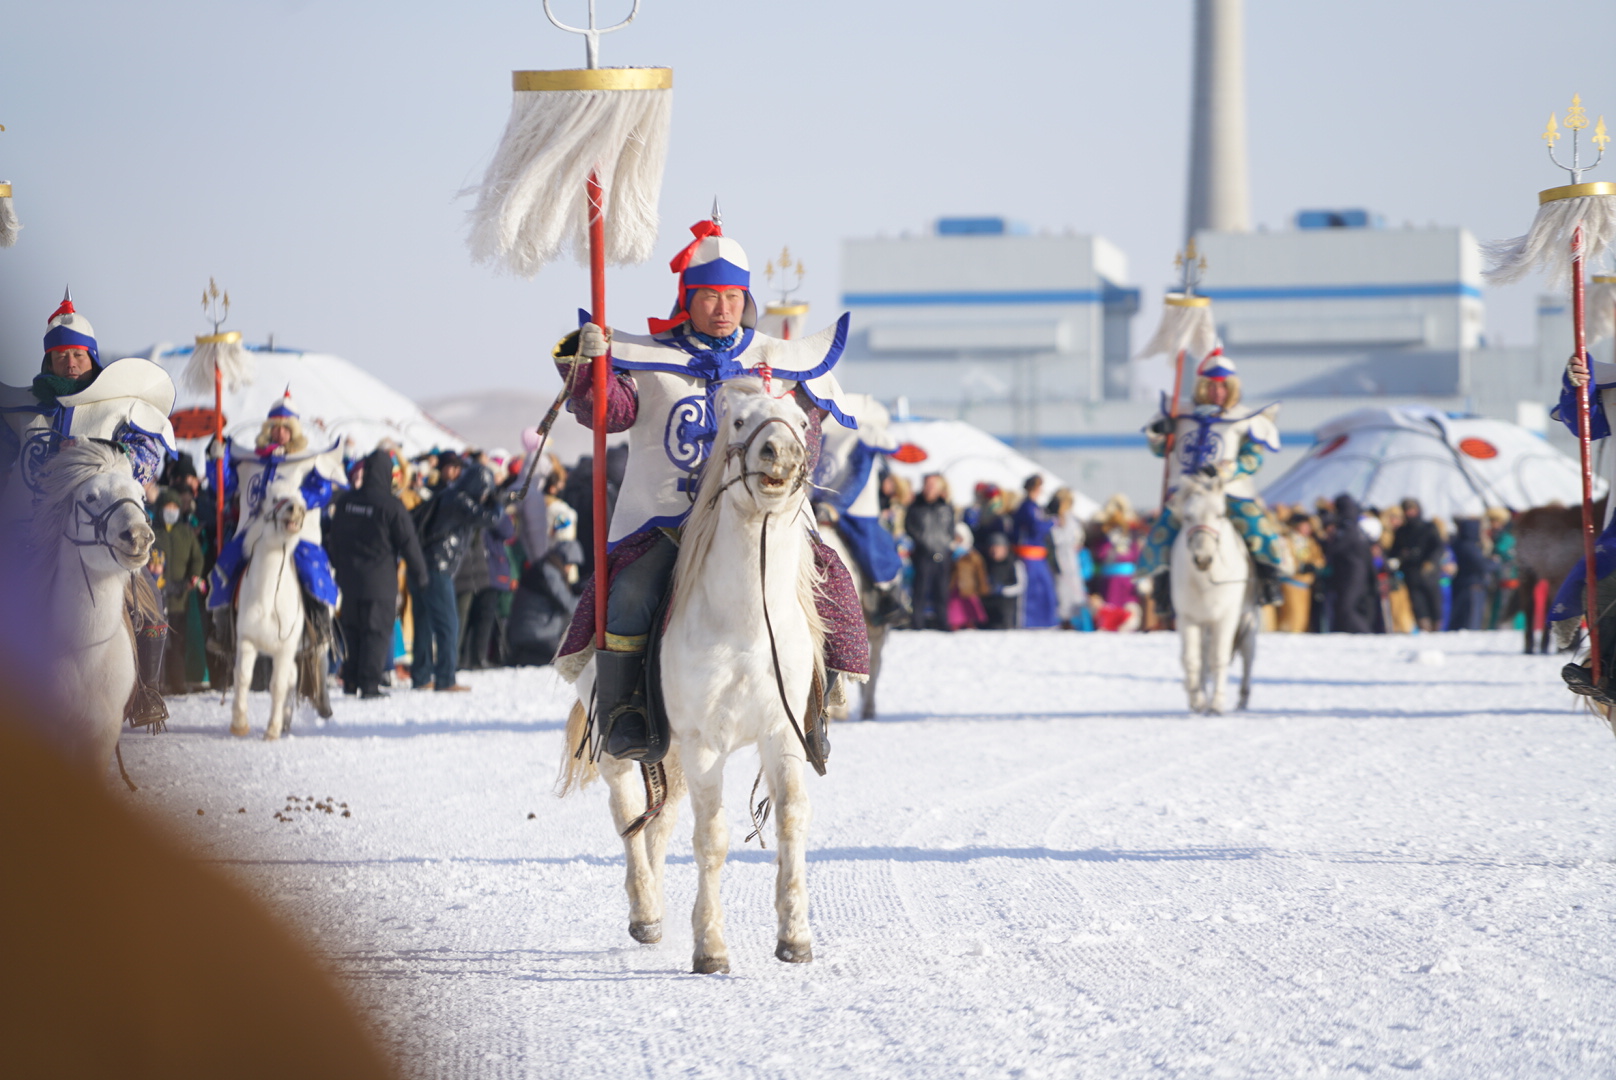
top-left (690, 328), bottom-right (741, 352)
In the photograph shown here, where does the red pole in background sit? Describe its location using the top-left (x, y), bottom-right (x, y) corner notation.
top-left (214, 363), bottom-right (225, 553)
top-left (587, 170), bottom-right (609, 651)
top-left (1159, 347), bottom-right (1188, 508)
top-left (1573, 224), bottom-right (1602, 684)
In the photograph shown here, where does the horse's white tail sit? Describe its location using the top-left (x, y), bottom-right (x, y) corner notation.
top-left (555, 699), bottom-right (598, 796)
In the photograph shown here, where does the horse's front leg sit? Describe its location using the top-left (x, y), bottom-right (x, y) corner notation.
top-left (231, 640), bottom-right (257, 737)
top-left (1206, 614), bottom-right (1239, 716)
top-left (684, 746), bottom-right (731, 974)
top-left (601, 751), bottom-right (672, 944)
top-left (641, 749), bottom-right (686, 938)
top-left (1179, 622), bottom-right (1205, 713)
top-left (264, 646), bottom-right (297, 741)
top-left (763, 740), bottom-right (813, 962)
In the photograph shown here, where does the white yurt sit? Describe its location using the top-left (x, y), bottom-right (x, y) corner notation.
top-left (884, 416), bottom-right (1100, 518)
top-left (142, 343), bottom-right (464, 464)
top-left (1262, 405), bottom-right (1603, 520)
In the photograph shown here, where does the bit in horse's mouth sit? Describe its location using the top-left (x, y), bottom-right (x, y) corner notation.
top-left (759, 475), bottom-right (787, 490)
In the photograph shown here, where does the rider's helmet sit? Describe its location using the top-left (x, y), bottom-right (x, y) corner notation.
top-left (41, 290), bottom-right (101, 374)
top-left (647, 208), bottom-right (755, 335)
top-left (1192, 348), bottom-right (1241, 410)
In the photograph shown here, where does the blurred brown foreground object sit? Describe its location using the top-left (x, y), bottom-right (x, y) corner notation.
top-left (0, 720), bottom-right (396, 1080)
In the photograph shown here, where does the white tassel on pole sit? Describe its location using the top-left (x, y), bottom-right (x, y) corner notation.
top-left (466, 69), bottom-right (672, 277)
top-left (0, 183), bottom-right (19, 248)
top-left (183, 331), bottom-right (254, 396)
top-left (1587, 277), bottom-right (1616, 345)
top-left (1482, 185), bottom-right (1616, 288)
top-left (1130, 294), bottom-right (1216, 403)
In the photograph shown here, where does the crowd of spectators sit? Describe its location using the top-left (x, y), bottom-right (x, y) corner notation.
top-left (874, 472), bottom-right (1524, 637)
top-left (140, 435), bottom-right (1534, 702)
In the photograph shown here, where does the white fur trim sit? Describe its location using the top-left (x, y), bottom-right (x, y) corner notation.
top-left (466, 87), bottom-right (672, 276)
top-left (556, 643), bottom-right (593, 685)
top-left (1588, 280), bottom-right (1616, 345)
top-left (1483, 194), bottom-right (1616, 289)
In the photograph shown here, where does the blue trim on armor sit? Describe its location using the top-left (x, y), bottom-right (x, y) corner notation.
top-left (609, 511), bottom-right (693, 552)
top-left (838, 512), bottom-right (903, 584)
top-left (207, 532), bottom-right (248, 609)
top-left (294, 540), bottom-right (339, 605)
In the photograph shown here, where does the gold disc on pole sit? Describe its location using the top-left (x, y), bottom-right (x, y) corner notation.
top-left (512, 68), bottom-right (673, 92)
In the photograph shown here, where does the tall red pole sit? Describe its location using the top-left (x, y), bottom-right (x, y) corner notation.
top-left (214, 363), bottom-right (225, 553)
top-left (1159, 347), bottom-right (1188, 507)
top-left (1573, 224), bottom-right (1602, 684)
top-left (587, 170), bottom-right (609, 651)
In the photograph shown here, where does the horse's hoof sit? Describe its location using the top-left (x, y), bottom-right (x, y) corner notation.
top-left (629, 920), bottom-right (662, 944)
top-left (692, 955), bottom-right (730, 975)
top-left (775, 940), bottom-right (813, 964)
top-left (230, 724), bottom-right (249, 738)
top-left (263, 729), bottom-right (282, 742)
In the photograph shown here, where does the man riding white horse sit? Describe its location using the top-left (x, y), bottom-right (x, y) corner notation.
top-left (206, 391), bottom-right (343, 642)
top-left (0, 290), bottom-right (178, 728)
top-left (1137, 350), bottom-right (1291, 606)
top-left (552, 209), bottom-right (868, 768)
top-left (813, 393), bottom-right (911, 626)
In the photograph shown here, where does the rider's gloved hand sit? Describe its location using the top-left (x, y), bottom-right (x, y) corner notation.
top-left (579, 323), bottom-right (611, 359)
top-left (1148, 416), bottom-right (1174, 436)
top-left (1569, 351), bottom-right (1592, 388)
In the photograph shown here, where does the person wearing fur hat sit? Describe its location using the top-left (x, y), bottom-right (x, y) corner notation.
top-left (205, 391), bottom-right (346, 697)
top-left (0, 290), bottom-right (180, 729)
top-left (550, 209), bottom-right (868, 769)
top-left (1137, 349), bottom-right (1292, 606)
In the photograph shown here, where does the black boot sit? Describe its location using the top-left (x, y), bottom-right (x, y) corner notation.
top-left (1150, 571), bottom-right (1173, 620)
top-left (1255, 563), bottom-right (1285, 607)
top-left (872, 582), bottom-right (911, 627)
top-left (802, 671), bottom-right (835, 776)
top-left (596, 649), bottom-right (667, 763)
top-left (127, 625), bottom-right (170, 733)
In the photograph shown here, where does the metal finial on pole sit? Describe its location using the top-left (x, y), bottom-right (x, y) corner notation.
top-left (62, 284), bottom-right (72, 306)
top-left (542, 0), bottom-right (642, 70)
top-left (1173, 238), bottom-right (1209, 297)
top-left (765, 245), bottom-right (805, 306)
top-left (711, 196), bottom-right (722, 229)
top-left (1546, 94), bottom-right (1609, 183)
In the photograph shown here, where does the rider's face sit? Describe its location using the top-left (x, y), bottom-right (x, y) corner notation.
top-left (1203, 379), bottom-right (1229, 408)
top-left (48, 347), bottom-right (93, 378)
top-left (687, 288), bottom-right (745, 338)
top-left (266, 422), bottom-right (294, 445)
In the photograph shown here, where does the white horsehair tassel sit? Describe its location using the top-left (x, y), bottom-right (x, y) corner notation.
top-left (183, 335), bottom-right (255, 396)
top-left (466, 85), bottom-right (672, 276)
top-left (1134, 296), bottom-right (1217, 362)
top-left (1482, 194), bottom-right (1616, 289)
top-left (0, 187), bottom-right (19, 248)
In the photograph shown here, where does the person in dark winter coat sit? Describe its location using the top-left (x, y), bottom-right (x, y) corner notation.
top-left (1391, 498), bottom-right (1444, 632)
top-left (456, 487), bottom-right (517, 669)
top-left (326, 448), bottom-right (429, 698)
top-left (981, 533), bottom-right (1027, 630)
top-left (905, 473), bottom-right (956, 630)
top-left (1323, 494), bottom-right (1375, 633)
top-left (410, 453), bottom-right (504, 691)
top-left (150, 489), bottom-right (205, 693)
top-left (1446, 517), bottom-right (1496, 631)
top-left (506, 538), bottom-right (584, 666)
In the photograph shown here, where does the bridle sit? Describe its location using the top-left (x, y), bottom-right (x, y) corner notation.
top-left (704, 414), bottom-right (809, 509)
top-left (63, 495), bottom-right (144, 553)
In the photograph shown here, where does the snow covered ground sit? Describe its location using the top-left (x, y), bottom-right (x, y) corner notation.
top-left (122, 630), bottom-right (1616, 1079)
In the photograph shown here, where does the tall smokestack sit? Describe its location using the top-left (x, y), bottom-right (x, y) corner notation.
top-left (1185, 0), bottom-right (1251, 238)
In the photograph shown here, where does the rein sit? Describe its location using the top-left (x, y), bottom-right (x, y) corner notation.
top-left (1183, 518), bottom-right (1250, 587)
top-left (704, 416), bottom-right (808, 509)
top-left (759, 510), bottom-right (822, 776)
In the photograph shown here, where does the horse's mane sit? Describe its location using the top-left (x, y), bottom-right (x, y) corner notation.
top-left (30, 442), bottom-right (129, 571)
top-left (672, 379), bottom-right (825, 660)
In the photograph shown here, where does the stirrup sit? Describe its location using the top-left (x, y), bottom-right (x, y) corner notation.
top-left (126, 684), bottom-right (169, 733)
top-left (1563, 663), bottom-right (1616, 706)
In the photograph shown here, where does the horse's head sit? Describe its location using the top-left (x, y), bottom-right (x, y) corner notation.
top-left (708, 379), bottom-right (811, 515)
top-left (269, 495), bottom-right (307, 536)
top-left (1172, 470), bottom-right (1229, 573)
top-left (34, 441), bottom-right (154, 574)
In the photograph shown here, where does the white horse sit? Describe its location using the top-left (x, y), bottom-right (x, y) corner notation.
top-left (561, 380), bottom-right (826, 974)
top-left (1169, 471), bottom-right (1257, 714)
top-left (31, 442), bottom-right (156, 774)
top-left (231, 488), bottom-right (307, 740)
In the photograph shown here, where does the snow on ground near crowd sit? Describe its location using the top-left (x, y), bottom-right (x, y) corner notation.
top-left (122, 630), bottom-right (1616, 1079)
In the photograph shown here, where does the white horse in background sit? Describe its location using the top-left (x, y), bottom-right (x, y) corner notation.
top-left (560, 380), bottom-right (827, 974)
top-left (231, 487), bottom-right (307, 740)
top-left (32, 442), bottom-right (156, 775)
top-left (1169, 471), bottom-right (1258, 714)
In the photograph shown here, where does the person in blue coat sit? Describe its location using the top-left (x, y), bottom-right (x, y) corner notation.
top-left (1014, 474), bottom-right (1058, 629)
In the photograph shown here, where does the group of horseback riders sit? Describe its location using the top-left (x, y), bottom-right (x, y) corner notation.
top-left (0, 292), bottom-right (344, 732)
top-left (3, 210), bottom-right (1313, 761)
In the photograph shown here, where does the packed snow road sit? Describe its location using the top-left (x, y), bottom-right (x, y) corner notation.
top-left (125, 630), bottom-right (1616, 1079)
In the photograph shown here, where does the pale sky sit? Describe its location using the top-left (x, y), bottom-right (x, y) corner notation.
top-left (1, 0), bottom-right (1613, 398)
